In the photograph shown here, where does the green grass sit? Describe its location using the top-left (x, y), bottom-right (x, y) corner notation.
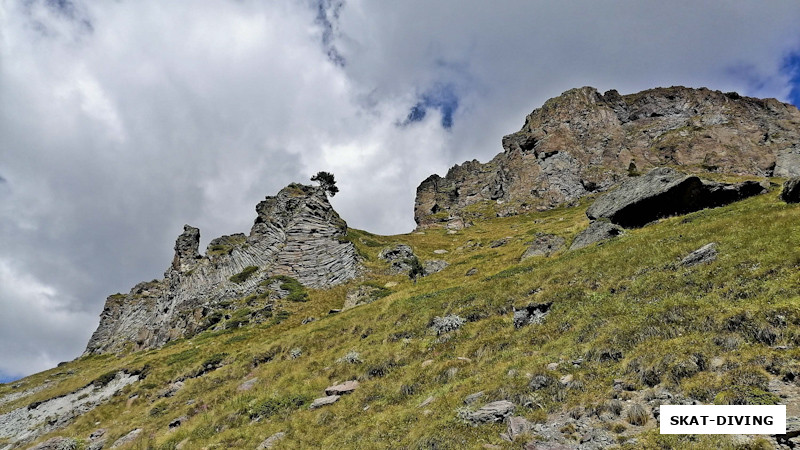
top-left (12, 183), bottom-right (800, 449)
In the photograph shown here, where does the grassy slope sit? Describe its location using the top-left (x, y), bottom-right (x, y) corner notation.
top-left (4, 182), bottom-right (800, 449)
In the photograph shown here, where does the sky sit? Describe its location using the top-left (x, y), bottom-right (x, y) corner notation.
top-left (1, 0), bottom-right (800, 381)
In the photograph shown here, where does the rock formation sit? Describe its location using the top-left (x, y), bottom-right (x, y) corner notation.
top-left (415, 86), bottom-right (800, 228)
top-left (85, 183), bottom-right (359, 354)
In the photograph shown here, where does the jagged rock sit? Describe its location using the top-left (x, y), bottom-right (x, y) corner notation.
top-left (490, 238), bottom-right (509, 248)
top-left (680, 243), bottom-right (718, 266)
top-left (309, 395), bottom-right (340, 409)
top-left (465, 268), bottom-right (478, 276)
top-left (88, 429), bottom-right (107, 441)
top-left (85, 183), bottom-right (359, 354)
top-left (464, 392), bottom-right (484, 405)
top-left (378, 244), bottom-right (416, 273)
top-left (505, 416), bottom-right (534, 441)
top-left (168, 416), bottom-right (187, 429)
top-left (237, 378), bottom-right (258, 392)
top-left (257, 432), bottom-right (286, 449)
top-left (430, 315), bottom-right (465, 334)
top-left (521, 235), bottom-right (565, 260)
top-left (586, 167), bottom-right (766, 227)
top-left (463, 401), bottom-right (516, 425)
top-left (158, 381), bottom-right (184, 398)
top-left (414, 86), bottom-right (799, 228)
top-left (325, 380), bottom-right (359, 396)
top-left (110, 429), bottom-right (142, 448)
top-left (28, 437), bottom-right (78, 450)
top-left (569, 222), bottom-right (624, 250)
top-left (513, 302), bottom-right (552, 328)
top-left (781, 177), bottom-right (800, 203)
top-left (423, 259), bottom-right (449, 275)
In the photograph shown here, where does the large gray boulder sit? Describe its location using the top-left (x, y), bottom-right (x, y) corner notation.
top-left (462, 401), bottom-right (516, 425)
top-left (586, 167), bottom-right (766, 228)
top-left (521, 234), bottom-right (565, 260)
top-left (781, 177), bottom-right (800, 203)
top-left (569, 222), bottom-right (624, 250)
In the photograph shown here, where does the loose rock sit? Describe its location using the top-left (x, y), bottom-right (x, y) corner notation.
top-left (111, 429), bottom-right (142, 448)
top-left (680, 243), bottom-right (718, 266)
top-left (569, 221), bottom-right (624, 250)
top-left (309, 395), bottom-right (340, 409)
top-left (781, 177), bottom-right (800, 203)
top-left (463, 401), bottom-right (516, 425)
top-left (521, 235), bottom-right (566, 260)
top-left (423, 259), bottom-right (449, 275)
top-left (325, 380), bottom-right (359, 396)
top-left (28, 437), bottom-right (78, 450)
top-left (257, 432), bottom-right (286, 449)
top-left (513, 302), bottom-right (552, 328)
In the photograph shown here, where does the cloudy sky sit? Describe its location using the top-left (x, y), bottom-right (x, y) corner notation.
top-left (1, 0), bottom-right (800, 381)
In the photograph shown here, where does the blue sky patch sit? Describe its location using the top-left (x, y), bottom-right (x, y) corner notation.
top-left (782, 51), bottom-right (800, 108)
top-left (404, 84), bottom-right (460, 129)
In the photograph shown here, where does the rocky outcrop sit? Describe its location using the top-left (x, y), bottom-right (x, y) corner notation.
top-left (85, 183), bottom-right (359, 354)
top-left (569, 222), bottom-right (624, 250)
top-left (586, 167), bottom-right (766, 227)
top-left (415, 86), bottom-right (800, 228)
top-left (781, 177), bottom-right (800, 203)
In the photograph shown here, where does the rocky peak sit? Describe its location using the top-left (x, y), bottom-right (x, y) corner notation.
top-left (415, 85), bottom-right (800, 228)
top-left (85, 183), bottom-right (359, 354)
top-left (170, 225), bottom-right (200, 273)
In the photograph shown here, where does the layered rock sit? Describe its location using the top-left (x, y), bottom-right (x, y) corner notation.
top-left (415, 86), bottom-right (800, 228)
top-left (85, 183), bottom-right (359, 354)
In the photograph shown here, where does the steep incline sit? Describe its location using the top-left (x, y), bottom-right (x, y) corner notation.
top-left (415, 86), bottom-right (800, 228)
top-left (85, 183), bottom-right (359, 354)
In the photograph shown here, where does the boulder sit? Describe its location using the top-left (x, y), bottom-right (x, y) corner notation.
top-left (423, 259), bottom-right (449, 275)
top-left (586, 167), bottom-right (766, 228)
top-left (309, 395), bottom-right (340, 409)
top-left (464, 392), bottom-right (484, 405)
top-left (111, 429), bottom-right (142, 448)
top-left (325, 380), bottom-right (359, 396)
top-left (781, 177), bottom-right (800, 203)
top-left (505, 416), bottom-right (534, 441)
top-left (680, 243), bottom-right (718, 266)
top-left (168, 416), bottom-right (187, 429)
top-left (465, 268), bottom-right (478, 276)
top-left (378, 244), bottom-right (416, 273)
top-left (513, 302), bottom-right (552, 328)
top-left (521, 235), bottom-right (565, 260)
top-left (257, 432), bottom-right (286, 449)
top-left (569, 221), bottom-right (624, 250)
top-left (464, 401), bottom-right (516, 425)
top-left (158, 381), bottom-right (184, 398)
top-left (28, 437), bottom-right (78, 450)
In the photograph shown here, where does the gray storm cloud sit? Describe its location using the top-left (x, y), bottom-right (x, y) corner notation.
top-left (1, 0), bottom-right (799, 378)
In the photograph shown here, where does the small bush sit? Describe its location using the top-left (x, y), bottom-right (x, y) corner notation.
top-left (229, 266), bottom-right (259, 284)
top-left (246, 394), bottom-right (308, 419)
top-left (626, 403), bottom-right (648, 426)
top-left (714, 386), bottom-right (780, 405)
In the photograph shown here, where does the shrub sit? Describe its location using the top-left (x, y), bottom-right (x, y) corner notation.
top-left (229, 266), bottom-right (259, 283)
top-left (246, 394), bottom-right (308, 419)
top-left (430, 315), bottom-right (466, 335)
top-left (626, 403), bottom-right (648, 426)
top-left (606, 399), bottom-right (623, 416)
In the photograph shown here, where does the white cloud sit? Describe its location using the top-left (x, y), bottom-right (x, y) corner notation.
top-left (1, 0), bottom-right (799, 377)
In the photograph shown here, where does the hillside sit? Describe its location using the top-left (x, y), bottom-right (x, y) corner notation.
top-left (2, 87), bottom-right (800, 450)
top-left (2, 176), bottom-right (800, 449)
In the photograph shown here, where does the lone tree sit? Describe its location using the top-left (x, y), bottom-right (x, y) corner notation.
top-left (311, 171), bottom-right (339, 197)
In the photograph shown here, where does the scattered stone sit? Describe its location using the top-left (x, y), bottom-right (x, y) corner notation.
top-left (325, 380), bottom-right (359, 396)
top-left (257, 432), bottom-right (286, 449)
top-left (456, 356), bottom-right (472, 363)
top-left (309, 395), bottom-right (340, 409)
top-left (775, 417), bottom-right (800, 448)
top-left (290, 348), bottom-right (302, 359)
top-left (569, 221), bottom-right (624, 250)
top-left (88, 428), bottom-right (107, 441)
top-left (520, 235), bottom-right (566, 260)
top-left (546, 363), bottom-right (559, 371)
top-left (421, 359), bottom-right (434, 368)
top-left (158, 381), bottom-right (184, 398)
top-left (430, 315), bottom-right (466, 334)
top-left (490, 238), bottom-right (509, 248)
top-left (237, 377), bottom-right (259, 392)
top-left (169, 416), bottom-right (187, 429)
top-left (465, 268), bottom-right (478, 276)
top-left (529, 374), bottom-right (554, 391)
top-left (423, 259), bottom-right (449, 276)
top-left (513, 302), bottom-right (552, 328)
top-left (418, 396), bottom-right (434, 408)
top-left (505, 416), bottom-right (534, 441)
top-left (28, 437), bottom-right (78, 450)
top-left (464, 392), bottom-right (485, 405)
top-left (586, 167), bottom-right (766, 228)
top-left (301, 317), bottom-right (316, 324)
top-left (328, 309), bottom-right (341, 315)
top-left (559, 374), bottom-right (573, 385)
top-left (111, 429), bottom-right (142, 448)
top-left (781, 177), bottom-right (800, 203)
top-left (433, 249), bottom-right (448, 254)
top-left (680, 243), bottom-right (718, 267)
top-left (463, 401), bottom-right (516, 425)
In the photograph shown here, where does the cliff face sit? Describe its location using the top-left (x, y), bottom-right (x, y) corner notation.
top-left (415, 86), bottom-right (800, 228)
top-left (85, 183), bottom-right (359, 354)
